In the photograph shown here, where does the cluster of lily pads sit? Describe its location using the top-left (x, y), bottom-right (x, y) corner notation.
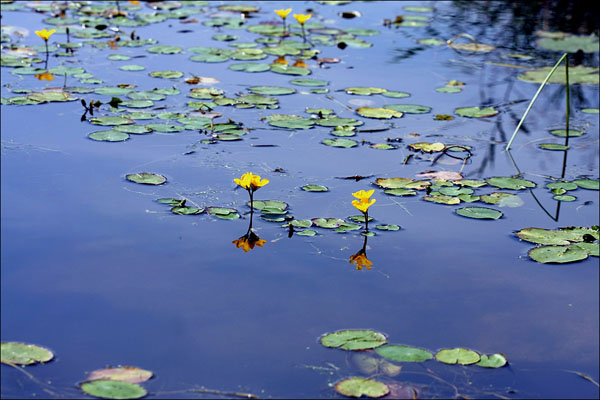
top-left (318, 329), bottom-right (507, 398)
top-left (515, 226), bottom-right (599, 264)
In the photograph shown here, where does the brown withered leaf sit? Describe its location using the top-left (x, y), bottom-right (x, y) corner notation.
top-left (415, 170), bottom-right (463, 181)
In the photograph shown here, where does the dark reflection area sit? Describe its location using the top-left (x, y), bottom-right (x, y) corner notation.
top-left (349, 235), bottom-right (373, 271)
top-left (232, 205), bottom-right (266, 253)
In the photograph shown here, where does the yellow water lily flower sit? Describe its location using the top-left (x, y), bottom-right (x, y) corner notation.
top-left (234, 172), bottom-right (269, 191)
top-left (273, 56), bottom-right (288, 65)
top-left (275, 8), bottom-right (292, 19)
top-left (349, 251), bottom-right (373, 270)
top-left (35, 29), bottom-right (56, 41)
top-left (293, 13), bottom-right (311, 25)
top-left (34, 72), bottom-right (55, 81)
top-left (351, 189), bottom-right (376, 213)
top-left (292, 60), bottom-right (308, 68)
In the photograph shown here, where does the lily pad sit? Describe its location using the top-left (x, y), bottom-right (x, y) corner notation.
top-left (456, 207), bottom-right (503, 220)
top-left (171, 206), bottom-right (204, 215)
top-left (229, 62), bottom-right (270, 72)
top-left (267, 114), bottom-right (314, 129)
top-left (476, 354), bottom-right (508, 368)
top-left (572, 179), bottom-right (599, 190)
top-left (376, 345), bottom-right (433, 362)
top-left (455, 106), bottom-right (499, 118)
top-left (315, 117), bottom-right (363, 127)
top-left (356, 107), bottom-right (403, 119)
top-left (539, 143), bottom-right (570, 151)
top-left (575, 242), bottom-right (599, 257)
top-left (322, 138), bottom-right (358, 148)
top-left (88, 130), bottom-right (130, 142)
top-left (536, 33), bottom-right (599, 53)
top-left (436, 87), bottom-right (462, 93)
top-left (311, 218), bottom-right (346, 229)
top-left (343, 87), bottom-right (387, 95)
top-left (290, 78), bottom-right (328, 87)
top-left (144, 123), bottom-right (184, 133)
top-left (435, 348), bottom-right (480, 365)
top-left (384, 104), bottom-right (431, 114)
top-left (297, 230), bottom-right (317, 236)
top-left (149, 70), bottom-right (183, 79)
top-left (334, 377), bottom-right (390, 398)
top-left (408, 142), bottom-right (444, 152)
top-left (375, 224), bottom-right (400, 231)
top-left (528, 245), bottom-right (589, 264)
top-left (302, 184), bottom-right (328, 192)
top-left (270, 64), bottom-right (311, 76)
top-left (486, 177), bottom-right (536, 190)
top-left (126, 173), bottom-right (167, 185)
top-left (453, 180), bottom-right (487, 188)
top-left (1, 342), bottom-right (54, 365)
top-left (90, 116), bottom-right (135, 126)
top-left (424, 195), bottom-right (460, 205)
top-left (549, 129), bottom-right (584, 137)
top-left (384, 188), bottom-right (417, 196)
top-left (517, 66), bottom-right (599, 85)
top-left (248, 86), bottom-right (295, 95)
top-left (80, 380), bottom-right (147, 400)
top-left (375, 178), bottom-right (430, 190)
top-left (553, 195), bottom-right (577, 202)
top-left (119, 64), bottom-right (145, 71)
top-left (249, 200), bottom-right (288, 211)
top-left (88, 366), bottom-right (153, 384)
top-left (320, 329), bottom-right (387, 350)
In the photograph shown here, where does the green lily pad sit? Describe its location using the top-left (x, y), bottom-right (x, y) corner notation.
top-left (26, 91), bottom-right (77, 103)
top-left (270, 64), bottom-right (311, 76)
top-left (516, 228), bottom-right (581, 245)
top-left (249, 200), bottom-right (288, 211)
top-left (311, 218), bottom-right (346, 229)
top-left (126, 173), bottom-right (167, 185)
top-left (302, 184), bottom-right (328, 192)
top-left (48, 66), bottom-right (86, 76)
top-left (575, 242), bottom-right (599, 257)
top-left (384, 104), bottom-right (431, 114)
top-left (334, 377), bottom-right (389, 398)
top-left (95, 86), bottom-right (135, 96)
top-left (480, 192), bottom-right (521, 206)
top-left (424, 194), bottom-right (460, 205)
top-left (236, 94), bottom-right (278, 105)
top-left (108, 54), bottom-right (132, 61)
top-left (290, 219), bottom-right (312, 228)
top-left (128, 91), bottom-right (166, 101)
top-left (320, 329), bottom-right (387, 350)
top-left (549, 129), bottom-right (584, 137)
top-left (553, 194), bottom-right (577, 201)
top-left (267, 114), bottom-right (314, 129)
top-left (356, 107), bottom-right (403, 119)
top-left (90, 116), bottom-right (135, 126)
top-left (457, 194), bottom-right (480, 202)
top-left (231, 48), bottom-right (266, 61)
top-left (436, 87), bottom-right (462, 93)
top-left (343, 87), bottom-right (387, 95)
top-left (418, 38), bottom-right (446, 45)
top-left (453, 180), bottom-right (487, 188)
top-left (375, 345), bottom-right (433, 362)
top-left (370, 143), bottom-right (399, 150)
top-left (149, 70), bottom-right (183, 79)
top-left (456, 207), bottom-right (503, 220)
top-left (582, 108), bottom-right (599, 114)
top-left (144, 123), bottom-right (184, 133)
top-left (375, 224), bottom-right (400, 231)
top-left (157, 198), bottom-right (185, 207)
top-left (347, 215), bottom-right (374, 223)
top-left (248, 86), bottom-right (295, 95)
top-left (536, 33), bottom-right (599, 53)
top-left (88, 130), bottom-right (130, 142)
top-left (455, 106), bottom-right (499, 118)
top-left (87, 366), bottom-right (153, 384)
top-left (539, 143), bottom-right (570, 150)
top-left (120, 100), bottom-right (154, 108)
top-left (476, 354), bottom-right (508, 368)
top-left (486, 177), bottom-right (536, 190)
top-left (1, 342), bottom-right (54, 365)
top-left (435, 348), bottom-right (480, 365)
top-left (439, 187), bottom-right (473, 196)
top-left (572, 179), bottom-right (599, 190)
top-left (297, 229), bottom-right (317, 236)
top-left (335, 222), bottom-right (362, 233)
top-left (206, 207), bottom-right (240, 219)
top-left (119, 64), bottom-right (145, 71)
top-left (79, 380), bottom-right (147, 400)
top-left (517, 66), bottom-right (599, 85)
top-left (322, 138), bottom-right (358, 148)
top-left (306, 108), bottom-right (334, 116)
top-left (171, 206), bottom-right (204, 215)
top-left (376, 178), bottom-right (430, 190)
top-left (528, 245), bottom-right (589, 264)
top-left (384, 188), bottom-right (417, 196)
top-left (315, 117), bottom-right (363, 127)
top-left (229, 62), bottom-right (270, 73)
top-left (289, 78), bottom-right (328, 87)
top-left (408, 142), bottom-right (445, 152)
top-left (547, 181), bottom-right (578, 191)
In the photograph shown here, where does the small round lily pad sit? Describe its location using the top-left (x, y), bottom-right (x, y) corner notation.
top-left (549, 129), bottom-right (584, 137)
top-left (88, 366), bottom-right (153, 384)
top-left (320, 329), bottom-right (387, 351)
top-left (88, 130), bottom-right (130, 142)
top-left (1, 342), bottom-right (54, 365)
top-left (79, 380), bottom-right (147, 400)
top-left (528, 245), bottom-right (589, 264)
top-left (435, 348), bottom-right (480, 365)
top-left (301, 184), bottom-right (328, 192)
top-left (476, 353), bottom-right (508, 368)
top-left (334, 377), bottom-right (390, 398)
top-left (456, 207), bottom-right (503, 220)
top-left (375, 344), bottom-right (433, 362)
top-left (126, 173), bottom-right (167, 185)
top-left (455, 106), bottom-right (498, 118)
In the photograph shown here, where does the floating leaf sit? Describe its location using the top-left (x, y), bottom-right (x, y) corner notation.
top-left (1, 342), bottom-right (53, 365)
top-left (302, 184), bottom-right (328, 192)
top-left (581, 108), bottom-right (599, 114)
top-left (343, 87), bottom-right (386, 95)
top-left (536, 33), bottom-right (599, 53)
top-left (528, 245), bottom-right (589, 264)
top-left (356, 107), bottom-right (403, 119)
top-left (289, 78), bottom-right (328, 86)
top-left (90, 116), bottom-right (135, 126)
top-left (335, 222), bottom-right (362, 233)
top-left (549, 129), bottom-right (584, 137)
top-left (267, 114), bottom-right (314, 129)
top-left (149, 70), bottom-right (183, 79)
top-left (480, 192), bottom-right (519, 206)
top-left (454, 180), bottom-right (487, 188)
top-left (384, 188), bottom-right (417, 197)
top-left (436, 87), bottom-right (462, 93)
top-left (88, 130), bottom-right (130, 142)
top-left (290, 219), bottom-right (312, 228)
top-left (334, 377), bottom-right (389, 398)
top-left (375, 224), bottom-right (400, 231)
top-left (384, 104), bottom-right (431, 114)
top-left (88, 366), bottom-right (153, 384)
top-left (315, 117), bottom-right (363, 127)
top-left (375, 345), bottom-right (433, 362)
top-left (370, 143), bottom-right (398, 150)
top-left (297, 229), bottom-right (317, 236)
top-left (80, 380), bottom-right (147, 400)
top-left (171, 206), bottom-right (204, 215)
top-left (424, 194), bottom-right (460, 205)
top-left (144, 123), bottom-right (184, 133)
top-left (455, 106), bottom-right (499, 118)
top-left (486, 177), bottom-right (536, 190)
top-left (575, 243), bottom-right (599, 257)
top-left (553, 194), bottom-right (577, 202)
top-left (270, 64), bottom-right (311, 76)
top-left (248, 86), bottom-right (295, 95)
top-left (539, 143), bottom-right (570, 151)
top-left (415, 171), bottom-right (463, 181)
top-left (376, 178), bottom-right (430, 190)
top-left (157, 198), bottom-right (185, 207)
top-left (547, 181), bottom-right (578, 191)
top-left (476, 354), bottom-right (508, 368)
top-left (435, 348), bottom-right (480, 365)
top-left (311, 218), bottom-right (346, 229)
top-left (572, 179), bottom-right (599, 190)
top-left (126, 173), bottom-right (166, 185)
top-left (517, 66), bottom-right (599, 85)
top-left (408, 142), bottom-right (444, 152)
top-left (229, 62), bottom-right (270, 72)
top-left (119, 64), bottom-right (145, 71)
top-left (114, 125), bottom-right (152, 135)
top-left (320, 329), bottom-right (387, 350)
top-left (322, 138), bottom-right (358, 148)
top-left (439, 187), bottom-right (473, 196)
top-left (249, 200), bottom-right (288, 211)
top-left (456, 207), bottom-right (503, 220)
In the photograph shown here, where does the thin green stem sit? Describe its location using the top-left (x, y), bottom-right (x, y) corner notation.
top-left (301, 24), bottom-right (306, 43)
top-left (505, 53), bottom-right (568, 151)
top-left (364, 211), bottom-right (369, 232)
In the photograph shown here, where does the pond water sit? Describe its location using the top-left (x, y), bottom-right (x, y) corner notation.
top-left (1, 1), bottom-right (598, 399)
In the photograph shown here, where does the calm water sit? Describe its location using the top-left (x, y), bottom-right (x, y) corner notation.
top-left (1, 1), bottom-right (598, 398)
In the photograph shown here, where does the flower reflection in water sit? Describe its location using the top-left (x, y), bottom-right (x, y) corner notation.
top-left (349, 236), bottom-right (373, 271)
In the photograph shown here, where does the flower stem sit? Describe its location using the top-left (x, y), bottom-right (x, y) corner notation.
top-left (249, 189), bottom-right (254, 231)
top-left (301, 24), bottom-right (306, 43)
top-left (364, 211), bottom-right (369, 232)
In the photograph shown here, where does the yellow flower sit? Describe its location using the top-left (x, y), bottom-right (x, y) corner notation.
top-left (292, 60), bottom-right (308, 68)
top-left (275, 8), bottom-right (292, 19)
top-left (34, 72), bottom-right (55, 81)
top-left (351, 190), bottom-right (376, 213)
top-left (35, 29), bottom-right (56, 41)
top-left (349, 251), bottom-right (372, 270)
top-left (232, 231), bottom-right (267, 252)
top-left (293, 13), bottom-right (311, 25)
top-left (234, 172), bottom-right (269, 191)
top-left (273, 56), bottom-right (288, 65)
top-left (128, 0), bottom-right (140, 4)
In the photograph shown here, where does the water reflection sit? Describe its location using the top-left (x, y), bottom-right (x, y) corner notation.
top-left (232, 207), bottom-right (266, 253)
top-left (349, 235), bottom-right (373, 271)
